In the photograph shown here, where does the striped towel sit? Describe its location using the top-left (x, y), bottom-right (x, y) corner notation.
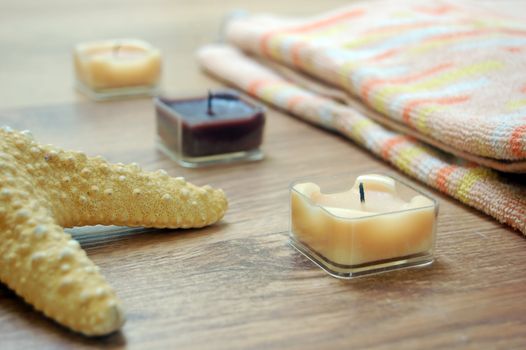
top-left (197, 0), bottom-right (526, 234)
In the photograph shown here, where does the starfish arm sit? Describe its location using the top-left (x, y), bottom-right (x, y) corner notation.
top-left (6, 131), bottom-right (228, 229)
top-left (48, 155), bottom-right (228, 229)
top-left (0, 192), bottom-right (124, 336)
top-left (0, 127), bottom-right (228, 335)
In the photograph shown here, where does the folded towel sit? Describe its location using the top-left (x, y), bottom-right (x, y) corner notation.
top-left (197, 0), bottom-right (526, 235)
top-left (198, 45), bottom-right (525, 234)
top-left (224, 0), bottom-right (526, 172)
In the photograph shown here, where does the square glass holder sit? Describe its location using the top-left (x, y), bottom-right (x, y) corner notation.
top-left (75, 81), bottom-right (160, 101)
top-left (289, 173), bottom-right (438, 279)
top-left (73, 39), bottom-right (162, 101)
top-left (156, 139), bottom-right (264, 168)
top-left (155, 92), bottom-right (265, 168)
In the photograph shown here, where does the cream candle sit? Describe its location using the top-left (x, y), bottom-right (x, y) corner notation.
top-left (74, 39), bottom-right (161, 100)
top-left (290, 174), bottom-right (437, 278)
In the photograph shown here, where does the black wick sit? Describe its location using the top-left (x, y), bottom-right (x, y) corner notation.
top-left (359, 182), bottom-right (365, 203)
top-left (207, 90), bottom-right (215, 116)
top-left (113, 43), bottom-right (121, 57)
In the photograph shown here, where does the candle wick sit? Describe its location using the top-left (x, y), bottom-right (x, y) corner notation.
top-left (359, 182), bottom-right (365, 203)
top-left (113, 43), bottom-right (121, 57)
top-left (207, 90), bottom-right (215, 116)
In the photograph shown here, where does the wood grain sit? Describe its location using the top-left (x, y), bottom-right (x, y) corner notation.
top-left (1, 0), bottom-right (526, 349)
top-left (2, 97), bottom-right (526, 350)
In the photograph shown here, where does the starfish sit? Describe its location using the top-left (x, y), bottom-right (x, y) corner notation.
top-left (0, 127), bottom-right (228, 336)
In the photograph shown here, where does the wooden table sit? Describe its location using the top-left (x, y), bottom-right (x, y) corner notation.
top-left (1, 1), bottom-right (525, 349)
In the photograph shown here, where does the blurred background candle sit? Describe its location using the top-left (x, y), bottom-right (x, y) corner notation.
top-left (74, 39), bottom-right (161, 99)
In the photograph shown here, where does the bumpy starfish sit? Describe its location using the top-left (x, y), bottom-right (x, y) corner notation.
top-left (0, 127), bottom-right (227, 336)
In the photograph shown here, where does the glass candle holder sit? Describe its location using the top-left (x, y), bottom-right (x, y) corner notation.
top-left (155, 90), bottom-right (265, 167)
top-left (74, 39), bottom-right (161, 100)
top-left (290, 173), bottom-right (438, 279)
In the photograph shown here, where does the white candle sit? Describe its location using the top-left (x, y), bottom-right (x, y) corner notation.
top-left (290, 174), bottom-right (437, 276)
top-left (74, 39), bottom-right (161, 91)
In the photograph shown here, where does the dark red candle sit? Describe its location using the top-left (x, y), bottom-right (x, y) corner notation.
top-left (156, 90), bottom-right (265, 167)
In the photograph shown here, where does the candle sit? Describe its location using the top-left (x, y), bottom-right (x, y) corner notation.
top-left (74, 39), bottom-right (161, 99)
top-left (155, 90), bottom-right (265, 167)
top-left (290, 174), bottom-right (437, 278)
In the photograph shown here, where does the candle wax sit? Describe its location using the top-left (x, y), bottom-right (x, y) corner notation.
top-left (156, 93), bottom-right (265, 159)
top-left (290, 174), bottom-right (436, 271)
top-left (74, 39), bottom-right (161, 91)
top-left (309, 174), bottom-right (426, 215)
top-left (167, 97), bottom-right (256, 124)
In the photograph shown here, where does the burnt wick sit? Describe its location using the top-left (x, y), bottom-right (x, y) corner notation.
top-left (207, 90), bottom-right (215, 116)
top-left (359, 182), bottom-right (365, 203)
top-left (113, 43), bottom-right (121, 57)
